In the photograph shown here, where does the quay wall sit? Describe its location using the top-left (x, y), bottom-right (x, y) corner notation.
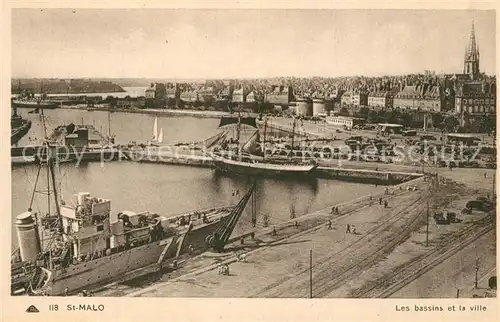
top-left (315, 167), bottom-right (422, 185)
top-left (58, 106), bottom-right (235, 119)
top-left (127, 151), bottom-right (215, 168)
top-left (259, 121), bottom-right (318, 138)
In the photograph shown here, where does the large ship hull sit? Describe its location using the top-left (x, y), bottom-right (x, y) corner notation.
top-left (211, 156), bottom-right (317, 178)
top-left (11, 119), bottom-right (32, 145)
top-left (12, 100), bottom-right (58, 109)
top-left (39, 217), bottom-right (225, 296)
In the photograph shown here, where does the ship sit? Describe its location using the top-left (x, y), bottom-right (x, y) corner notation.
top-left (208, 152), bottom-right (317, 177)
top-left (12, 80), bottom-right (59, 109)
top-left (207, 113), bottom-right (318, 178)
top-left (11, 143), bottom-right (256, 296)
top-left (11, 106), bottom-right (32, 146)
top-left (11, 98), bottom-right (59, 109)
top-left (11, 110), bottom-right (120, 165)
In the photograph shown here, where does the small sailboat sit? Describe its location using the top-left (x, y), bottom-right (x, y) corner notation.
top-left (158, 128), bottom-right (163, 144)
top-left (152, 116), bottom-right (158, 142)
top-left (149, 116), bottom-right (164, 146)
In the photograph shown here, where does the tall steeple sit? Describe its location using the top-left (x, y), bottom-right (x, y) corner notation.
top-left (463, 21), bottom-right (480, 80)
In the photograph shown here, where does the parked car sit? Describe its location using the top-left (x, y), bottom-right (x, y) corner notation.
top-left (465, 199), bottom-right (494, 212)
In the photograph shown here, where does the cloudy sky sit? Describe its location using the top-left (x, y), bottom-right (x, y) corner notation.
top-left (11, 9), bottom-right (496, 78)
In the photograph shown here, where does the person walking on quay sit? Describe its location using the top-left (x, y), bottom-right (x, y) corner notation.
top-left (351, 225), bottom-right (356, 234)
top-left (384, 200), bottom-right (388, 208)
top-left (327, 220), bottom-right (332, 230)
top-left (346, 224), bottom-right (351, 234)
top-left (379, 197), bottom-right (383, 205)
top-left (484, 172), bottom-right (487, 179)
top-left (331, 206), bottom-right (335, 214)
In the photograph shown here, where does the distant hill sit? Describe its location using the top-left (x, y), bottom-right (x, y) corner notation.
top-left (11, 78), bottom-right (126, 94)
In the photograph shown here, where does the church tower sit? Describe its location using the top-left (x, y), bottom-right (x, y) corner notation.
top-left (463, 22), bottom-right (480, 80)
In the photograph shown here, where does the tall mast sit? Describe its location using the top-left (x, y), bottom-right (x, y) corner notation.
top-left (290, 117), bottom-right (296, 154)
top-left (107, 110), bottom-right (111, 139)
top-left (236, 105), bottom-right (241, 143)
top-left (251, 184), bottom-right (257, 228)
top-left (40, 109), bottom-right (47, 139)
top-left (47, 147), bottom-right (61, 219)
top-left (263, 117), bottom-right (268, 159)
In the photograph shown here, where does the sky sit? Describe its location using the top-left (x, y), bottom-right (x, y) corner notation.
top-left (11, 9), bottom-right (496, 79)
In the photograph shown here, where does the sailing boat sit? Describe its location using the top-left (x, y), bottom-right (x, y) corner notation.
top-left (152, 116), bottom-right (158, 141)
top-left (158, 128), bottom-right (164, 144)
top-left (149, 116), bottom-right (164, 146)
top-left (207, 109), bottom-right (317, 178)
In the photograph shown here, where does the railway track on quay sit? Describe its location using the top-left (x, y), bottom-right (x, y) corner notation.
top-left (252, 192), bottom-right (428, 298)
top-left (350, 214), bottom-right (495, 298)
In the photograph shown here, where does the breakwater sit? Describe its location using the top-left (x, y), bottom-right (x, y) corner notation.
top-left (316, 167), bottom-right (422, 185)
top-left (11, 146), bottom-right (125, 165)
top-left (59, 106), bottom-right (234, 119)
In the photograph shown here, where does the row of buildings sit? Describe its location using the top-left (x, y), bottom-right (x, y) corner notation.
top-left (144, 23), bottom-right (495, 119)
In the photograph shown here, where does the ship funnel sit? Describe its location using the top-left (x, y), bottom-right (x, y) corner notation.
top-left (15, 212), bottom-right (41, 263)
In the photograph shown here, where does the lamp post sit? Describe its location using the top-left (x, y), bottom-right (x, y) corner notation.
top-left (309, 250), bottom-right (313, 299)
top-left (426, 199), bottom-right (430, 247)
top-left (475, 258), bottom-right (480, 289)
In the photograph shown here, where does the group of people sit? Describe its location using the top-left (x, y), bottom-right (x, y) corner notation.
top-left (217, 263), bottom-right (230, 275)
top-left (345, 224), bottom-right (356, 234)
top-left (378, 197), bottom-right (389, 208)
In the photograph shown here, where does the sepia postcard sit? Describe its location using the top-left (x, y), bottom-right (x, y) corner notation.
top-left (1, 1), bottom-right (498, 321)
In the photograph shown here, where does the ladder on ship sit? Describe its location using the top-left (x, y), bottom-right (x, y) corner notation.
top-left (205, 182), bottom-right (256, 252)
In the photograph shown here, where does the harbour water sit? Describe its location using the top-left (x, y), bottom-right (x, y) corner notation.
top-left (11, 109), bottom-right (381, 247)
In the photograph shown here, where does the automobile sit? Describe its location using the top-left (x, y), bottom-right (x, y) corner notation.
top-left (485, 162), bottom-right (496, 169)
top-left (465, 199), bottom-right (494, 212)
top-left (403, 130), bottom-right (417, 137)
top-left (461, 207), bottom-right (472, 215)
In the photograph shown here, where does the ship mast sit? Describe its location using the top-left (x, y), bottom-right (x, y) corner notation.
top-left (28, 114), bottom-right (63, 254)
top-left (236, 105), bottom-right (241, 143)
top-left (107, 109), bottom-right (112, 142)
top-left (290, 117), bottom-right (296, 155)
top-left (262, 117), bottom-right (268, 159)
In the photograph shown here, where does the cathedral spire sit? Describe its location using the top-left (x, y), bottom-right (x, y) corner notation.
top-left (463, 21), bottom-right (480, 80)
top-left (467, 21), bottom-right (478, 54)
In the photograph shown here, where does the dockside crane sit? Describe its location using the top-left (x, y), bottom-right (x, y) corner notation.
top-left (205, 182), bottom-right (256, 252)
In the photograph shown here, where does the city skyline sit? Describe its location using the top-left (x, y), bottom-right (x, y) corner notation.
top-left (12, 9), bottom-right (496, 79)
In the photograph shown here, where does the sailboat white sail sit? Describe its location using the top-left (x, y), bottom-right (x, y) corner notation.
top-left (152, 116), bottom-right (158, 141)
top-left (158, 128), bottom-right (163, 144)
